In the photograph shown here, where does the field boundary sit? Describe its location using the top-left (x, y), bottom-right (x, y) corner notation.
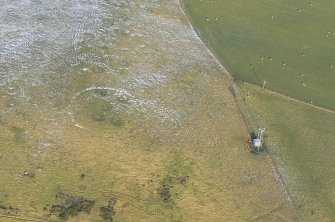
top-left (176, 2), bottom-right (233, 80)
top-left (176, 1), bottom-right (303, 220)
top-left (176, 0), bottom-right (256, 132)
top-left (176, 0), bottom-right (257, 135)
top-left (243, 82), bottom-right (335, 115)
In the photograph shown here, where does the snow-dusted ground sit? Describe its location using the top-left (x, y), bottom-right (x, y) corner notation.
top-left (0, 0), bottom-right (223, 133)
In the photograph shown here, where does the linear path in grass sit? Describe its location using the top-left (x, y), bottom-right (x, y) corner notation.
top-left (244, 82), bottom-right (335, 116)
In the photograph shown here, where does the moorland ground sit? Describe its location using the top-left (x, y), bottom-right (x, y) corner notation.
top-left (0, 0), bottom-right (297, 221)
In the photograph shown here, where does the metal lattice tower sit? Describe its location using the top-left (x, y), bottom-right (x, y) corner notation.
top-left (253, 127), bottom-right (265, 153)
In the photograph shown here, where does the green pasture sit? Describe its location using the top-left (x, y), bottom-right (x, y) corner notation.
top-left (241, 83), bottom-right (335, 221)
top-left (183, 0), bottom-right (335, 110)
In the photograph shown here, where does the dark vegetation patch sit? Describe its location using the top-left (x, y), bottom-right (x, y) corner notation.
top-left (100, 198), bottom-right (117, 222)
top-left (88, 99), bottom-right (125, 127)
top-left (91, 103), bottom-right (109, 122)
top-left (158, 155), bottom-right (192, 205)
top-left (11, 126), bottom-right (25, 143)
top-left (158, 173), bottom-right (190, 205)
top-left (0, 205), bottom-right (20, 215)
top-left (49, 192), bottom-right (95, 220)
top-left (109, 115), bottom-right (125, 127)
top-left (159, 176), bottom-right (174, 204)
top-left (89, 98), bottom-right (112, 122)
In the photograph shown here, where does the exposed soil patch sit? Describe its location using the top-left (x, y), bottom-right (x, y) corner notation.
top-left (49, 192), bottom-right (95, 220)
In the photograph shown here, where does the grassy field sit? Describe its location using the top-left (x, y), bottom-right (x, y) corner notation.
top-left (0, 1), bottom-right (297, 221)
top-left (0, 61), bottom-right (297, 222)
top-left (183, 0), bottom-right (335, 110)
top-left (240, 83), bottom-right (335, 221)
